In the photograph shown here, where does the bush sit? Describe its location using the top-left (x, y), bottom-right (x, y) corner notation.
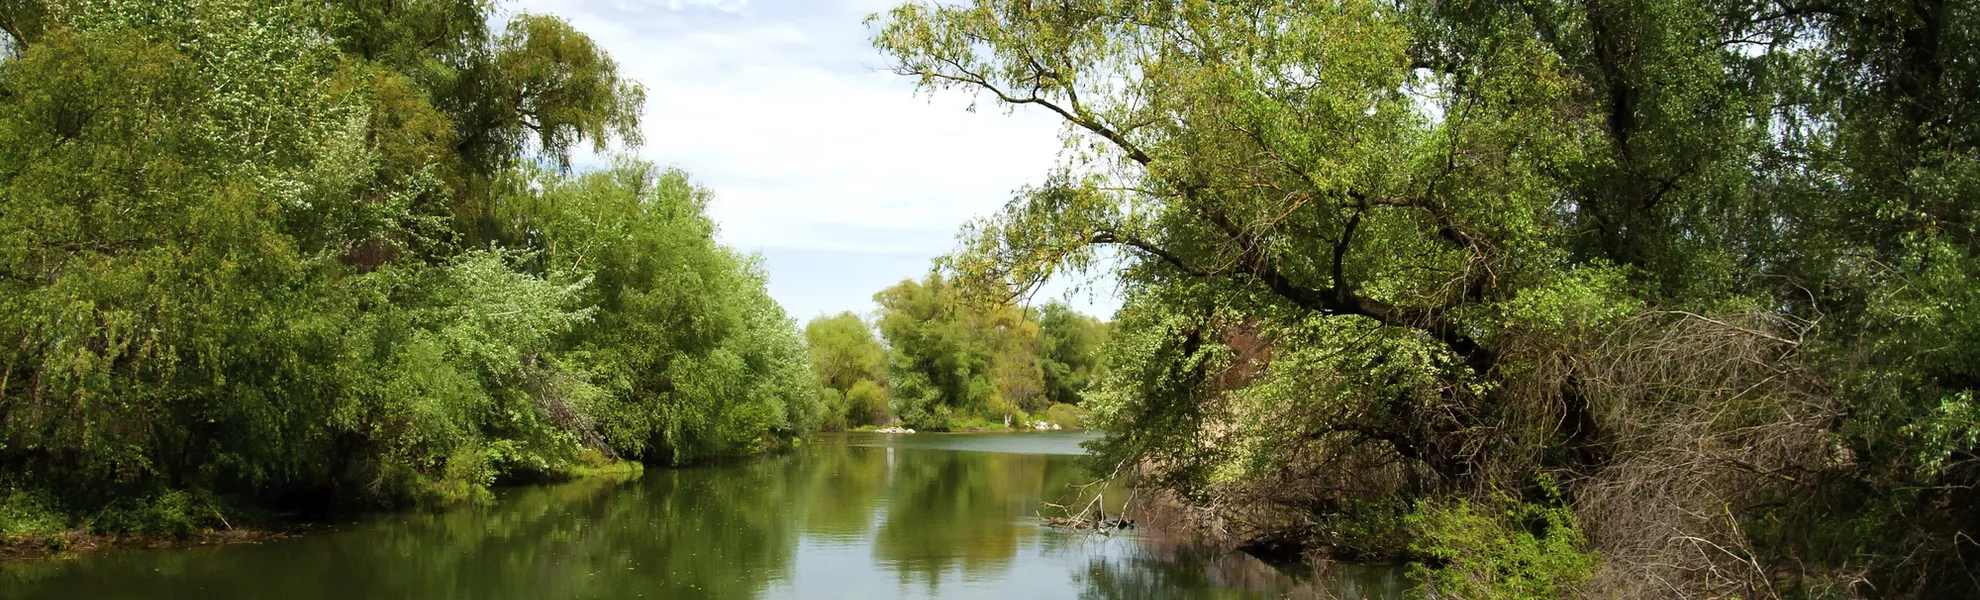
top-left (417, 446), bottom-right (496, 506)
top-left (845, 380), bottom-right (890, 427)
top-left (1044, 403), bottom-right (1087, 428)
top-left (90, 491), bottom-right (203, 537)
top-left (1407, 481), bottom-right (1597, 600)
top-left (817, 388), bottom-right (849, 431)
top-left (0, 488), bottom-right (69, 537)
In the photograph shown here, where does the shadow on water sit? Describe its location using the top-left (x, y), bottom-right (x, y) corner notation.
top-left (0, 432), bottom-right (1407, 599)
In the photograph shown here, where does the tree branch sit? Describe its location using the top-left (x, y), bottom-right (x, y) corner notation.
top-left (1089, 230), bottom-right (1211, 278)
top-left (1332, 199), bottom-right (1365, 306)
top-left (914, 47), bottom-right (1496, 373)
top-left (907, 55), bottom-right (1155, 165)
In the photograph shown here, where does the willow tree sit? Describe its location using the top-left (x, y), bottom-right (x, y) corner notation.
top-left (805, 313), bottom-right (891, 429)
top-left (1, 0), bottom-right (811, 534)
top-left (1036, 301), bottom-right (1109, 407)
top-left (877, 0), bottom-right (1651, 497)
top-left (876, 0), bottom-right (1978, 597)
top-left (875, 273), bottom-right (1045, 429)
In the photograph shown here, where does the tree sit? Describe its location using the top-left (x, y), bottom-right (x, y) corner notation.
top-left (0, 0), bottom-right (810, 535)
top-left (804, 312), bottom-right (890, 429)
top-left (874, 273), bottom-right (1043, 429)
top-left (1036, 302), bottom-right (1108, 407)
top-left (875, 0), bottom-right (1980, 596)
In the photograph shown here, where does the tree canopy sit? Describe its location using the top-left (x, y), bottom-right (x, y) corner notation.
top-left (0, 0), bottom-right (813, 534)
top-left (875, 0), bottom-right (1979, 597)
top-left (875, 272), bottom-right (1046, 429)
top-left (804, 312), bottom-right (891, 430)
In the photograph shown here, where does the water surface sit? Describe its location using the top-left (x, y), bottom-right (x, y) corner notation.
top-left (0, 432), bottom-right (1405, 599)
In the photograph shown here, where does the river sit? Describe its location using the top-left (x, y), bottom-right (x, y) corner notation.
top-left (0, 432), bottom-right (1407, 599)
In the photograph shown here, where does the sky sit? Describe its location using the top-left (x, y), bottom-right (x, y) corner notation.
top-left (502, 0), bottom-right (1124, 322)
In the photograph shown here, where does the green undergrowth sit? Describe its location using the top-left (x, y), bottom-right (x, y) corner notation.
top-left (1, 487), bottom-right (68, 539)
top-left (1406, 479), bottom-right (1598, 600)
top-left (563, 451), bottom-right (645, 480)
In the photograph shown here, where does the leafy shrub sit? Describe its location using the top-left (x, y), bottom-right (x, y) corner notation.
top-left (1044, 403), bottom-right (1086, 428)
top-left (845, 380), bottom-right (890, 428)
top-left (0, 488), bottom-right (68, 537)
top-left (90, 491), bottom-right (202, 537)
top-left (1407, 482), bottom-right (1597, 600)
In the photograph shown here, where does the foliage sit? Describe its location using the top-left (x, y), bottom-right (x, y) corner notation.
top-left (873, 0), bottom-right (1980, 596)
top-left (496, 162), bottom-right (820, 464)
top-left (1037, 302), bottom-right (1109, 407)
top-left (1043, 403), bottom-right (1086, 428)
top-left (874, 272), bottom-right (1053, 429)
top-left (0, 0), bottom-right (809, 534)
top-left (804, 312), bottom-right (890, 430)
top-left (1407, 482), bottom-right (1597, 600)
top-left (89, 490), bottom-right (202, 538)
top-left (0, 487), bottom-right (66, 537)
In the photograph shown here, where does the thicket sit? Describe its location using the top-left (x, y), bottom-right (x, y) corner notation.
top-left (0, 0), bottom-right (816, 537)
top-left (805, 312), bottom-right (891, 430)
top-left (803, 274), bottom-right (1110, 431)
top-left (875, 0), bottom-right (1980, 597)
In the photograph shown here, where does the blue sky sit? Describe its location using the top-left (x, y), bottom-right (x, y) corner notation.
top-left (504, 0), bottom-right (1124, 322)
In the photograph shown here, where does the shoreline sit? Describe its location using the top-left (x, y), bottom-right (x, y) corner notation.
top-left (1, 525), bottom-right (326, 564)
top-left (2, 461), bottom-right (648, 565)
top-left (847, 424), bottom-right (1088, 434)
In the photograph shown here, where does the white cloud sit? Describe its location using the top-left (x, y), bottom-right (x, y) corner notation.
top-left (659, 0), bottom-right (751, 12)
top-left (506, 0), bottom-right (1119, 319)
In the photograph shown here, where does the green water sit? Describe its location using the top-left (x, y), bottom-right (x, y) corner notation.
top-left (0, 432), bottom-right (1406, 599)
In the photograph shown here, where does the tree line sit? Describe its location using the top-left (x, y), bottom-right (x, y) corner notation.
top-left (874, 0), bottom-right (1979, 598)
top-left (0, 0), bottom-right (816, 537)
top-left (805, 272), bottom-right (1109, 432)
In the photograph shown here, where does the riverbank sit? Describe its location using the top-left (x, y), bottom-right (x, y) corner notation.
top-left (1, 459), bottom-right (648, 564)
top-left (2, 431), bottom-right (1405, 600)
top-left (1, 525), bottom-right (326, 563)
top-left (844, 406), bottom-right (1089, 434)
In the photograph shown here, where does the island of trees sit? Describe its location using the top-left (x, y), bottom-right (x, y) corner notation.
top-left (805, 276), bottom-right (1109, 432)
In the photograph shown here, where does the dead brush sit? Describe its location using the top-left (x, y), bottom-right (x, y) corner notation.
top-left (1572, 310), bottom-right (1848, 600)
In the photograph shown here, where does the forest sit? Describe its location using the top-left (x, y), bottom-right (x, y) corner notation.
top-left (2, 0), bottom-right (1976, 598)
top-left (871, 0), bottom-right (1980, 598)
top-left (0, 0), bottom-right (823, 535)
top-left (0, 0), bottom-right (1115, 544)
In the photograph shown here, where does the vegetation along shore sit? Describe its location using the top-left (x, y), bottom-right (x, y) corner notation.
top-left (5, 0), bottom-right (1980, 598)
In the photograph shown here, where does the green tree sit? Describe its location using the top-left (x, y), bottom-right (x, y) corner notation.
top-left (494, 161), bottom-right (820, 464)
top-left (874, 273), bottom-right (1043, 429)
top-left (0, 0), bottom-right (811, 534)
top-left (875, 0), bottom-right (1980, 596)
top-left (805, 312), bottom-right (890, 429)
top-left (1035, 302), bottom-right (1109, 407)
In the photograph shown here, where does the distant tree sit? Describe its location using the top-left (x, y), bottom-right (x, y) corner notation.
top-left (804, 312), bottom-right (890, 429)
top-left (1035, 302), bottom-right (1108, 407)
top-left (873, 273), bottom-right (1042, 429)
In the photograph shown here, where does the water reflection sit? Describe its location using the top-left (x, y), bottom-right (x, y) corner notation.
top-left (0, 432), bottom-right (1405, 599)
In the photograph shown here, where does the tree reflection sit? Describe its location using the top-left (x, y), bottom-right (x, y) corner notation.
top-left (872, 449), bottom-right (1047, 585)
top-left (1077, 546), bottom-right (1411, 600)
top-left (789, 443), bottom-right (890, 539)
top-left (4, 433), bottom-right (1404, 600)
